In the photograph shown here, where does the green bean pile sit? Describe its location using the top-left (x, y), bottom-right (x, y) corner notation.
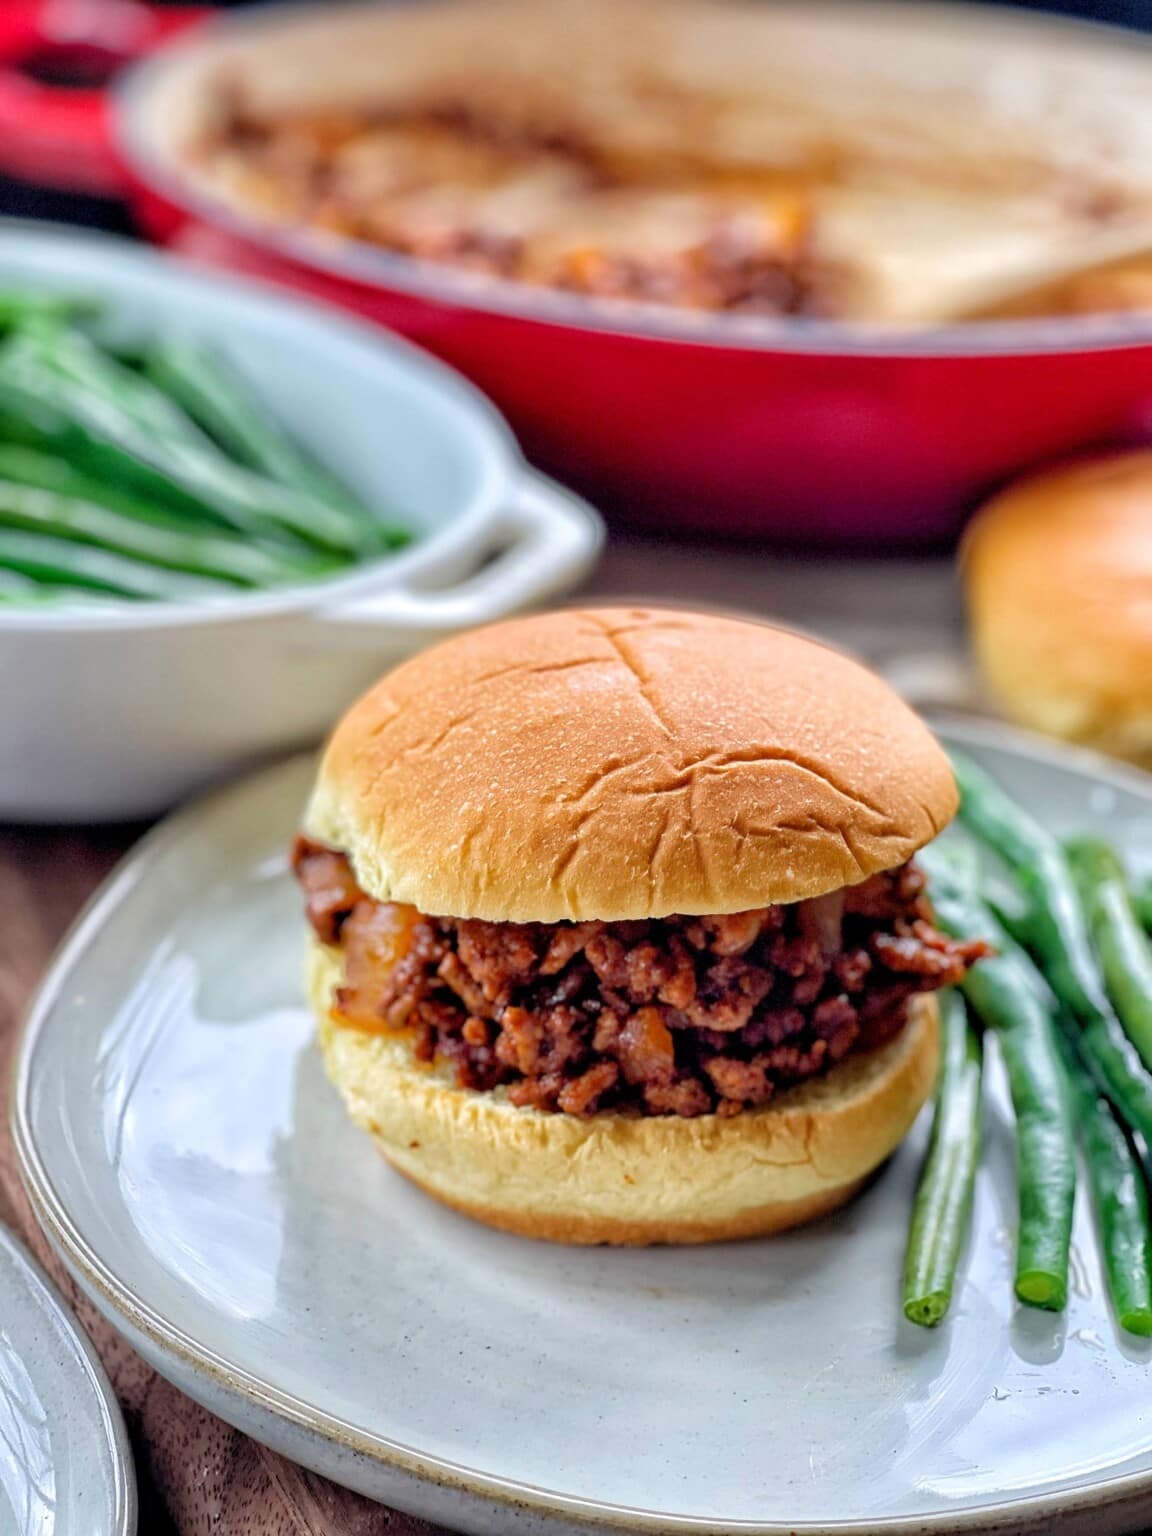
top-left (903, 754), bottom-right (1152, 1338)
top-left (0, 292), bottom-right (407, 604)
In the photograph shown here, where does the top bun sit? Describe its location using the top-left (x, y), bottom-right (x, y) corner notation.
top-left (305, 607), bottom-right (956, 922)
top-left (964, 453), bottom-right (1152, 766)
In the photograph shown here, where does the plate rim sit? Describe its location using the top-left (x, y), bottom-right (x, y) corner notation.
top-left (0, 1223), bottom-right (138, 1536)
top-left (12, 722), bottom-right (1152, 1536)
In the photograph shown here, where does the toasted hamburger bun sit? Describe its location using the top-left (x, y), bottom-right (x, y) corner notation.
top-left (964, 454), bottom-right (1152, 767)
top-left (305, 607), bottom-right (957, 922)
top-left (310, 940), bottom-right (940, 1245)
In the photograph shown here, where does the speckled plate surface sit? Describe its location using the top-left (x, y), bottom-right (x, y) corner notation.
top-left (0, 1225), bottom-right (136, 1536)
top-left (12, 722), bottom-right (1152, 1536)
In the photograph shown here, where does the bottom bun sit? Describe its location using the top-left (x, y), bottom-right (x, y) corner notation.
top-left (309, 941), bottom-right (939, 1245)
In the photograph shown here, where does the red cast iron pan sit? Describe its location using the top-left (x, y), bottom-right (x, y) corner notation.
top-left (6, 0), bottom-right (1152, 545)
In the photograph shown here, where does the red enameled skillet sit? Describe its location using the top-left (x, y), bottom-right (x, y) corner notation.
top-left (6, 0), bottom-right (1152, 544)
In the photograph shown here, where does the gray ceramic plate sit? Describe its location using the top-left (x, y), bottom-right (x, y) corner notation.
top-left (0, 1225), bottom-right (136, 1536)
top-left (12, 722), bottom-right (1152, 1536)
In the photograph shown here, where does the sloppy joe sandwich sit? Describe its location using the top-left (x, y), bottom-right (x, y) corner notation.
top-left (294, 607), bottom-right (982, 1244)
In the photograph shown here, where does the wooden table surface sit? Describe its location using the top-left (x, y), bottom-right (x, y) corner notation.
top-left (0, 537), bottom-right (966, 1535)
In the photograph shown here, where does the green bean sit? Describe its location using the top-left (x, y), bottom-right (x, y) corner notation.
top-left (142, 338), bottom-right (358, 507)
top-left (0, 582), bottom-right (120, 606)
top-left (0, 567), bottom-right (41, 597)
top-left (0, 326), bottom-right (370, 556)
top-left (0, 529), bottom-right (235, 601)
top-left (951, 753), bottom-right (1152, 1147)
top-left (983, 868), bottom-right (1031, 940)
top-left (1059, 1031), bottom-right (1152, 1335)
top-left (0, 568), bottom-right (107, 605)
top-left (55, 326), bottom-right (393, 551)
top-left (918, 841), bottom-right (1076, 1310)
top-left (1067, 840), bottom-right (1152, 1074)
top-left (1136, 878), bottom-right (1152, 935)
top-left (1074, 1020), bottom-right (1152, 1149)
top-left (903, 991), bottom-right (983, 1327)
top-left (952, 754), bottom-right (1112, 1023)
top-left (0, 460), bottom-right (338, 588)
top-left (0, 443), bottom-right (192, 528)
top-left (142, 338), bottom-right (407, 551)
top-left (0, 291), bottom-right (98, 329)
top-left (143, 338), bottom-right (408, 552)
top-left (0, 444), bottom-right (334, 571)
top-left (31, 323), bottom-right (218, 446)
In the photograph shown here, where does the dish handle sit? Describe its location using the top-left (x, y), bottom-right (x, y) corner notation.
top-left (308, 473), bottom-right (604, 645)
top-left (0, 0), bottom-right (206, 194)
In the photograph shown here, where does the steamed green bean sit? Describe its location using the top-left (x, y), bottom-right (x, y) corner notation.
top-left (142, 338), bottom-right (367, 513)
top-left (951, 754), bottom-right (1112, 1023)
top-left (0, 477), bottom-right (337, 587)
top-left (0, 528), bottom-right (235, 600)
top-left (1067, 839), bottom-right (1152, 1073)
top-left (1059, 1031), bottom-right (1152, 1336)
top-left (918, 841), bottom-right (1076, 1311)
top-left (903, 991), bottom-right (983, 1327)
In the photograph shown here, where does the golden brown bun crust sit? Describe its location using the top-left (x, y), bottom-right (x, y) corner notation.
top-left (309, 941), bottom-right (939, 1245)
top-left (393, 1166), bottom-right (871, 1245)
top-left (964, 454), bottom-right (1152, 767)
top-left (306, 607), bottom-right (957, 921)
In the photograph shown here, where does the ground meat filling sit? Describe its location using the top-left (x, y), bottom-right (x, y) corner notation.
top-left (292, 837), bottom-right (985, 1119)
top-left (201, 107), bottom-right (835, 316)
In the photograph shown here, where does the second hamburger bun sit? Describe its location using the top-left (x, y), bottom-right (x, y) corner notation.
top-left (305, 607), bottom-right (957, 922)
top-left (310, 941), bottom-right (940, 1245)
top-left (964, 453), bottom-right (1152, 767)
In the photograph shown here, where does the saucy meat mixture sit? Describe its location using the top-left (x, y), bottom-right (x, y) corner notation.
top-left (203, 106), bottom-right (828, 314)
top-left (294, 837), bottom-right (985, 1119)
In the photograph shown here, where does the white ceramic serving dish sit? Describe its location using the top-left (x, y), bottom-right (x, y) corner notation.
top-left (0, 224), bottom-right (602, 821)
top-left (13, 719), bottom-right (1152, 1536)
top-left (0, 1224), bottom-right (136, 1536)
